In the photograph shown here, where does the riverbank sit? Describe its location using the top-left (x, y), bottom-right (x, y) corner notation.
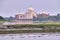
top-left (5, 23), bottom-right (60, 28)
top-left (0, 29), bottom-right (60, 34)
top-left (0, 22), bottom-right (60, 34)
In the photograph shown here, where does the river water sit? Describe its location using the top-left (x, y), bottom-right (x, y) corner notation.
top-left (0, 33), bottom-right (60, 40)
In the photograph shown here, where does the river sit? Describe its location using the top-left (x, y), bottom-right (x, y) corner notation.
top-left (0, 33), bottom-right (60, 40)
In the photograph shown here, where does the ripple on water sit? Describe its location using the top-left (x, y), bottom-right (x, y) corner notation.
top-left (0, 33), bottom-right (60, 40)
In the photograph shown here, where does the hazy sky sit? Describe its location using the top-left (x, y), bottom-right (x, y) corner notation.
top-left (0, 0), bottom-right (60, 17)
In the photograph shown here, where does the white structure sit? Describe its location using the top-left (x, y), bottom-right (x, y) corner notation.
top-left (15, 7), bottom-right (37, 19)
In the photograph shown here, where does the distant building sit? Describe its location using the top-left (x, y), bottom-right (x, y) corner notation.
top-left (38, 13), bottom-right (49, 18)
top-left (33, 10), bottom-right (49, 22)
top-left (38, 10), bottom-right (49, 18)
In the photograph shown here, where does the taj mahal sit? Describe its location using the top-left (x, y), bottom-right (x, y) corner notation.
top-left (15, 7), bottom-right (37, 20)
top-left (4, 7), bottom-right (49, 25)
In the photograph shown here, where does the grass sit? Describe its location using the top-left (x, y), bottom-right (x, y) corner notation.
top-left (6, 23), bottom-right (60, 28)
top-left (0, 29), bottom-right (60, 34)
top-left (1, 22), bottom-right (60, 34)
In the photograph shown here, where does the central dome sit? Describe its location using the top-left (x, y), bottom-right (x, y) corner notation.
top-left (28, 7), bottom-right (34, 11)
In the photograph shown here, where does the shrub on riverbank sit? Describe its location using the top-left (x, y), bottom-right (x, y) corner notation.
top-left (0, 29), bottom-right (60, 34)
top-left (6, 23), bottom-right (60, 29)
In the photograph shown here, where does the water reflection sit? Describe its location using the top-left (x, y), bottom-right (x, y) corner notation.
top-left (0, 33), bottom-right (60, 40)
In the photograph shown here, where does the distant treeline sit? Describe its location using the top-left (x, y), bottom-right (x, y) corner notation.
top-left (3, 13), bottom-right (60, 22)
top-left (0, 16), bottom-right (5, 21)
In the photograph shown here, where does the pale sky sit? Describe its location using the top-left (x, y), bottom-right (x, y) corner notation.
top-left (0, 0), bottom-right (60, 17)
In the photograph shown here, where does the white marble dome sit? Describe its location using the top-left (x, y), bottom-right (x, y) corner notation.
top-left (28, 7), bottom-right (34, 11)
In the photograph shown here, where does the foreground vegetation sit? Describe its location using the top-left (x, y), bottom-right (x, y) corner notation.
top-left (0, 29), bottom-right (60, 34)
top-left (6, 23), bottom-right (60, 28)
top-left (0, 22), bottom-right (60, 34)
top-left (0, 23), bottom-right (59, 34)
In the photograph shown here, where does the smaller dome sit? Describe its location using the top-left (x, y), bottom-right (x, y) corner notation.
top-left (20, 12), bottom-right (24, 14)
top-left (40, 10), bottom-right (48, 14)
top-left (17, 12), bottom-right (24, 14)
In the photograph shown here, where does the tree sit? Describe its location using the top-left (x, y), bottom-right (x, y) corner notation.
top-left (0, 16), bottom-right (5, 20)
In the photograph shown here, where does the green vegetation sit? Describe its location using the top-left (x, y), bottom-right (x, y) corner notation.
top-left (7, 24), bottom-right (45, 28)
top-left (6, 23), bottom-right (60, 28)
top-left (0, 22), bottom-right (60, 34)
top-left (0, 16), bottom-right (5, 21)
top-left (0, 29), bottom-right (60, 34)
